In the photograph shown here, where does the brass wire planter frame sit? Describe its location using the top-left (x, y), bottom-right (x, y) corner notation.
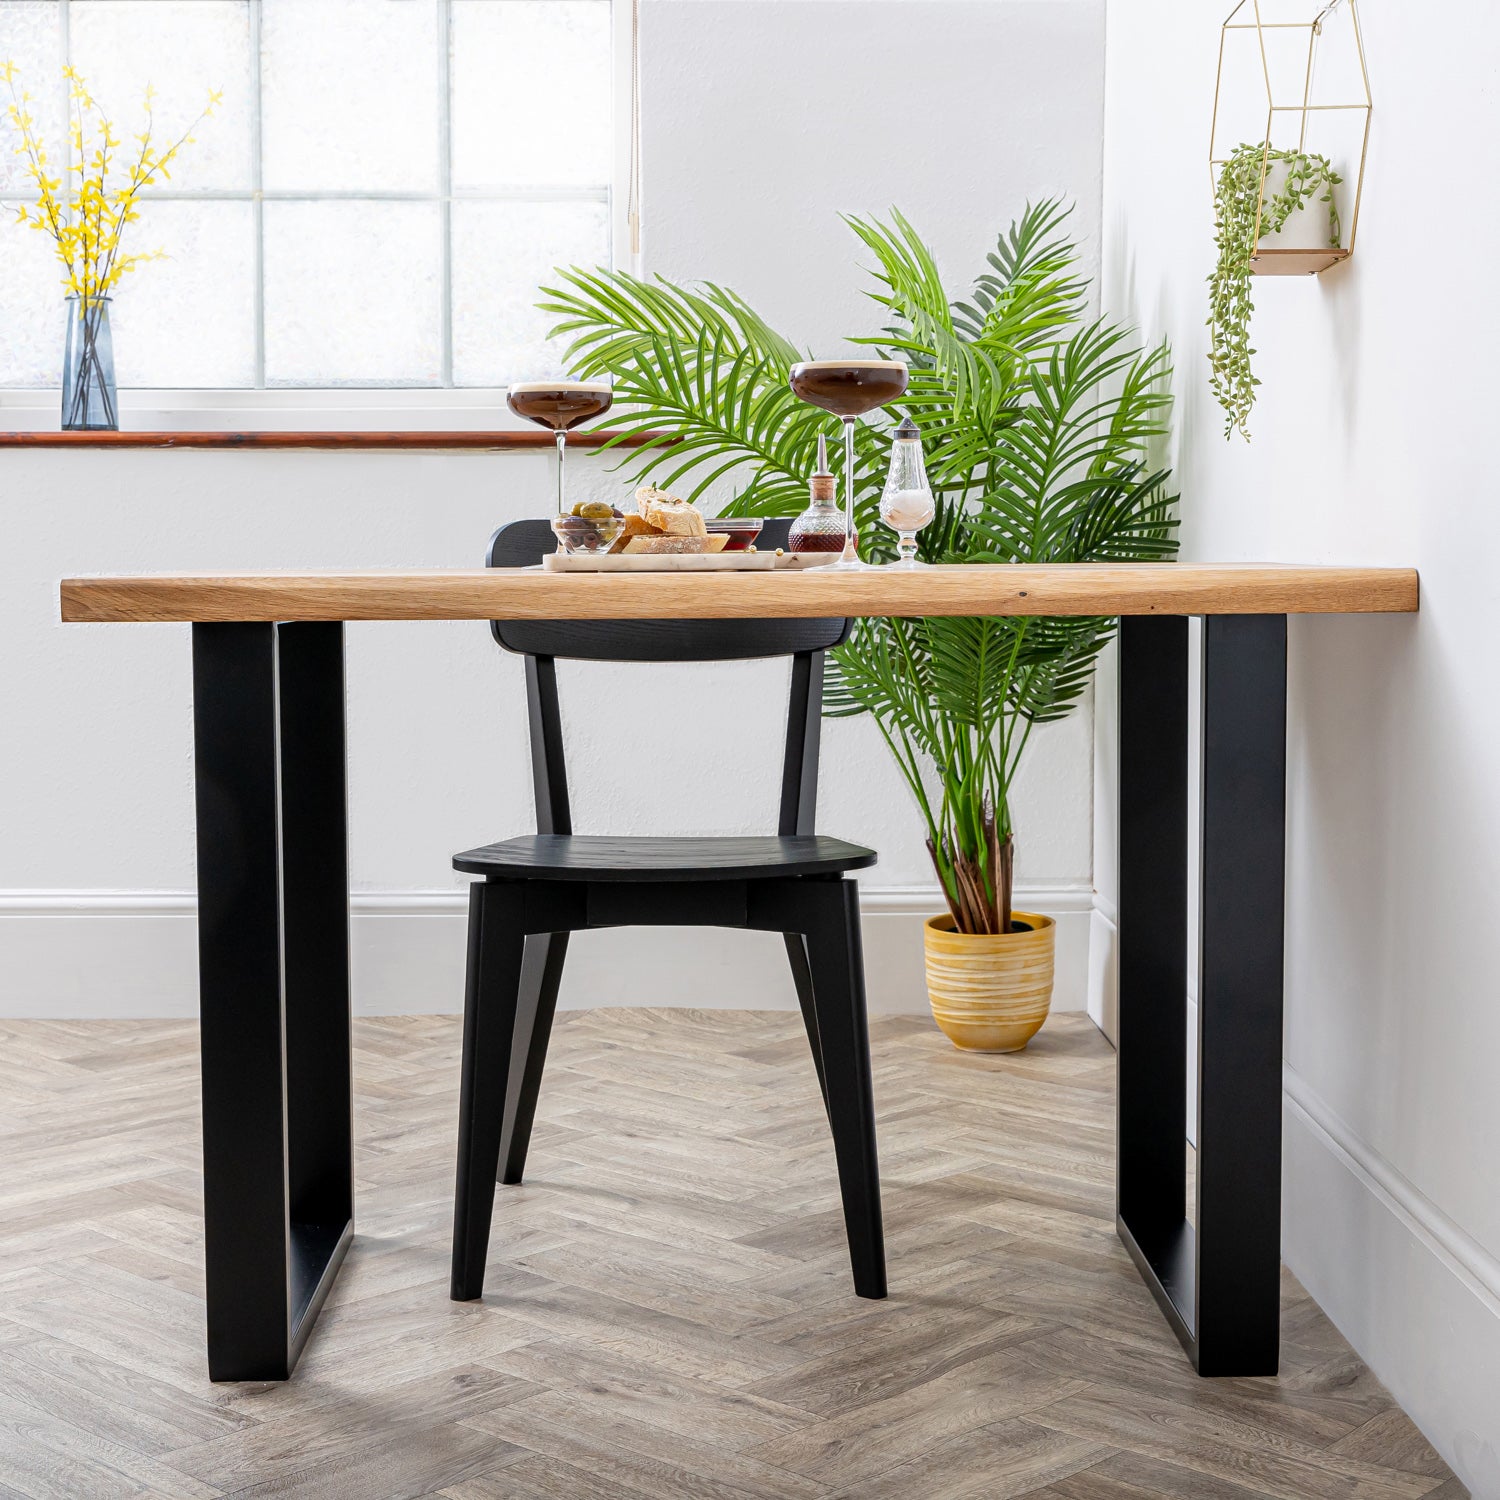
top-left (1210, 0), bottom-right (1372, 275)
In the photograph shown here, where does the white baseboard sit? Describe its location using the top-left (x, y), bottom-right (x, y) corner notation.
top-left (1087, 891), bottom-right (1117, 1043)
top-left (0, 884), bottom-right (1094, 1020)
top-left (1282, 1068), bottom-right (1500, 1496)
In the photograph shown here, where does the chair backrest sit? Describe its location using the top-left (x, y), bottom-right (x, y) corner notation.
top-left (486, 517), bottom-right (848, 837)
top-left (486, 517), bottom-right (847, 662)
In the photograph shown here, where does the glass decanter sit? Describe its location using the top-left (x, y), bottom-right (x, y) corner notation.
top-left (788, 433), bottom-right (847, 554)
top-left (878, 415), bottom-right (935, 567)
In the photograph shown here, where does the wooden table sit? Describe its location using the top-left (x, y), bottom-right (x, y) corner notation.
top-left (59, 563), bottom-right (1418, 1381)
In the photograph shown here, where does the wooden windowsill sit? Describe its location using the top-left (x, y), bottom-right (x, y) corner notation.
top-left (0, 429), bottom-right (662, 451)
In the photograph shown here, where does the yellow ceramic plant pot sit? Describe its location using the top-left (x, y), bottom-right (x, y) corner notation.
top-left (923, 910), bottom-right (1056, 1053)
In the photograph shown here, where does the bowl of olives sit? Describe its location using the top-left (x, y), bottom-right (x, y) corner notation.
top-left (552, 501), bottom-right (625, 554)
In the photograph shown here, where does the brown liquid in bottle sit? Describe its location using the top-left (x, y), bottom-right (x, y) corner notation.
top-left (788, 528), bottom-right (847, 553)
top-left (789, 361), bottom-right (908, 418)
top-left (506, 383), bottom-right (614, 430)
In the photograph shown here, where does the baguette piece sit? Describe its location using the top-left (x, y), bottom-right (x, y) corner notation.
top-left (636, 489), bottom-right (708, 538)
top-left (633, 484), bottom-right (678, 515)
top-left (623, 535), bottom-right (705, 555)
top-left (622, 532), bottom-right (729, 555)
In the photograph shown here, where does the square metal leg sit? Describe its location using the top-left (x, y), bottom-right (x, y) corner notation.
top-left (192, 621), bottom-right (353, 1381)
top-left (1116, 614), bottom-right (1287, 1376)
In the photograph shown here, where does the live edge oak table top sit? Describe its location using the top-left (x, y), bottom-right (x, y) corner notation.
top-left (59, 562), bottom-right (1419, 623)
top-left (57, 562), bottom-right (1418, 1382)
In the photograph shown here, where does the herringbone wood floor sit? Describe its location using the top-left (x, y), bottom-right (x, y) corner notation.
top-left (0, 1009), bottom-right (1464, 1499)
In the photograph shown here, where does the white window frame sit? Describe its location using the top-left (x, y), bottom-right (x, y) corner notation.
top-left (0, 0), bottom-right (637, 427)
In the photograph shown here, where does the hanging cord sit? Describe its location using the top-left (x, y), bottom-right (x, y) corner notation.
top-left (627, 0), bottom-right (641, 257)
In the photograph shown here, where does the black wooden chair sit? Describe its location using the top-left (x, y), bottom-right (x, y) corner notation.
top-left (449, 517), bottom-right (885, 1303)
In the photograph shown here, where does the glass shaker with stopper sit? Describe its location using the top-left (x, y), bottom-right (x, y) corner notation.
top-left (788, 433), bottom-right (847, 554)
top-left (879, 415), bottom-right (935, 567)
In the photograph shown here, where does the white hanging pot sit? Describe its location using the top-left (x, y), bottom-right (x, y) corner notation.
top-left (1256, 158), bottom-right (1343, 252)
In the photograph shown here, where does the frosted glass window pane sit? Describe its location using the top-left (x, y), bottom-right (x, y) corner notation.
top-left (1, 0), bottom-right (620, 390)
top-left (262, 0), bottom-right (439, 193)
top-left (0, 219), bottom-right (66, 386)
top-left (0, 2), bottom-right (63, 195)
top-left (111, 201), bottom-right (255, 387)
top-left (69, 2), bottom-right (253, 191)
top-left (451, 1), bottom-right (611, 190)
top-left (264, 201), bottom-right (441, 384)
top-left (452, 200), bottom-right (609, 387)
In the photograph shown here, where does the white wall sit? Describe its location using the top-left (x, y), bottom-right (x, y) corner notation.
top-left (1, 0), bottom-right (1108, 1020)
top-left (1102, 1), bottom-right (1500, 1487)
top-left (643, 0), bottom-right (1106, 358)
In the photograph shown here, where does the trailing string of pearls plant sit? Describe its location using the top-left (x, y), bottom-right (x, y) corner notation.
top-left (1208, 143), bottom-right (1342, 440)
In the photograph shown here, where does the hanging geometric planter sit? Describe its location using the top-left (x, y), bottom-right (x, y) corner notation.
top-left (1210, 0), bottom-right (1372, 276)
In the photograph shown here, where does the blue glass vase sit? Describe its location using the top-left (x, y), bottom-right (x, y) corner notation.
top-left (62, 295), bottom-right (118, 431)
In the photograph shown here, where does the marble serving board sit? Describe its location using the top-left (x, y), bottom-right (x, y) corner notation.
top-left (541, 551), bottom-right (829, 573)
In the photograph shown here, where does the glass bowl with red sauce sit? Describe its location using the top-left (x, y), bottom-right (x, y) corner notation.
top-left (705, 517), bottom-right (765, 553)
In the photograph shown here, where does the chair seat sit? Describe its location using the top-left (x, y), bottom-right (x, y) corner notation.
top-left (453, 833), bottom-right (877, 882)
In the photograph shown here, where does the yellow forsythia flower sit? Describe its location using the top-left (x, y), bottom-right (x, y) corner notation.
top-left (0, 62), bottom-right (217, 304)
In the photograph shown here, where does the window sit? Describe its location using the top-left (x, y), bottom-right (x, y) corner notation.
top-left (0, 0), bottom-right (620, 391)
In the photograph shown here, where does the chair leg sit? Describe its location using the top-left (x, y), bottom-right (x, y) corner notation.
top-left (499, 931), bottom-right (569, 1185)
top-left (451, 880), bottom-right (525, 1302)
top-left (783, 932), bottom-right (829, 1120)
top-left (802, 880), bottom-right (886, 1299)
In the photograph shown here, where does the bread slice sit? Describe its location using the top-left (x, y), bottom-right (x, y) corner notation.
top-left (621, 533), bottom-right (730, 555)
top-left (608, 512), bottom-right (662, 553)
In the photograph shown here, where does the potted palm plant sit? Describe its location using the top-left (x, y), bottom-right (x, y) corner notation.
top-left (541, 202), bottom-right (1178, 1050)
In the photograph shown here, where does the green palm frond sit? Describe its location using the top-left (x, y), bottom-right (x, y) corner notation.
top-left (843, 209), bottom-right (1001, 413)
top-left (922, 616), bottom-right (1018, 733)
top-left (542, 266), bottom-right (799, 373)
top-left (539, 267), bottom-right (819, 506)
top-left (537, 205), bottom-right (1179, 933)
top-left (970, 198), bottom-right (1089, 350)
top-left (1005, 616), bottom-right (1116, 724)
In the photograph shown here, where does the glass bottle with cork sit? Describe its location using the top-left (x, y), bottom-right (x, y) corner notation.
top-left (788, 434), bottom-right (849, 553)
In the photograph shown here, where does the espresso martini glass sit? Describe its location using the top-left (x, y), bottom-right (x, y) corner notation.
top-left (506, 378), bottom-right (614, 522)
top-left (788, 360), bottom-right (909, 569)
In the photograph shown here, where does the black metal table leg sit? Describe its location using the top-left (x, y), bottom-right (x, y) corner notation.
top-left (1195, 614), bottom-right (1288, 1372)
top-left (192, 621), bottom-right (354, 1381)
top-left (1116, 614), bottom-right (1288, 1376)
top-left (1116, 615), bottom-right (1192, 1343)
